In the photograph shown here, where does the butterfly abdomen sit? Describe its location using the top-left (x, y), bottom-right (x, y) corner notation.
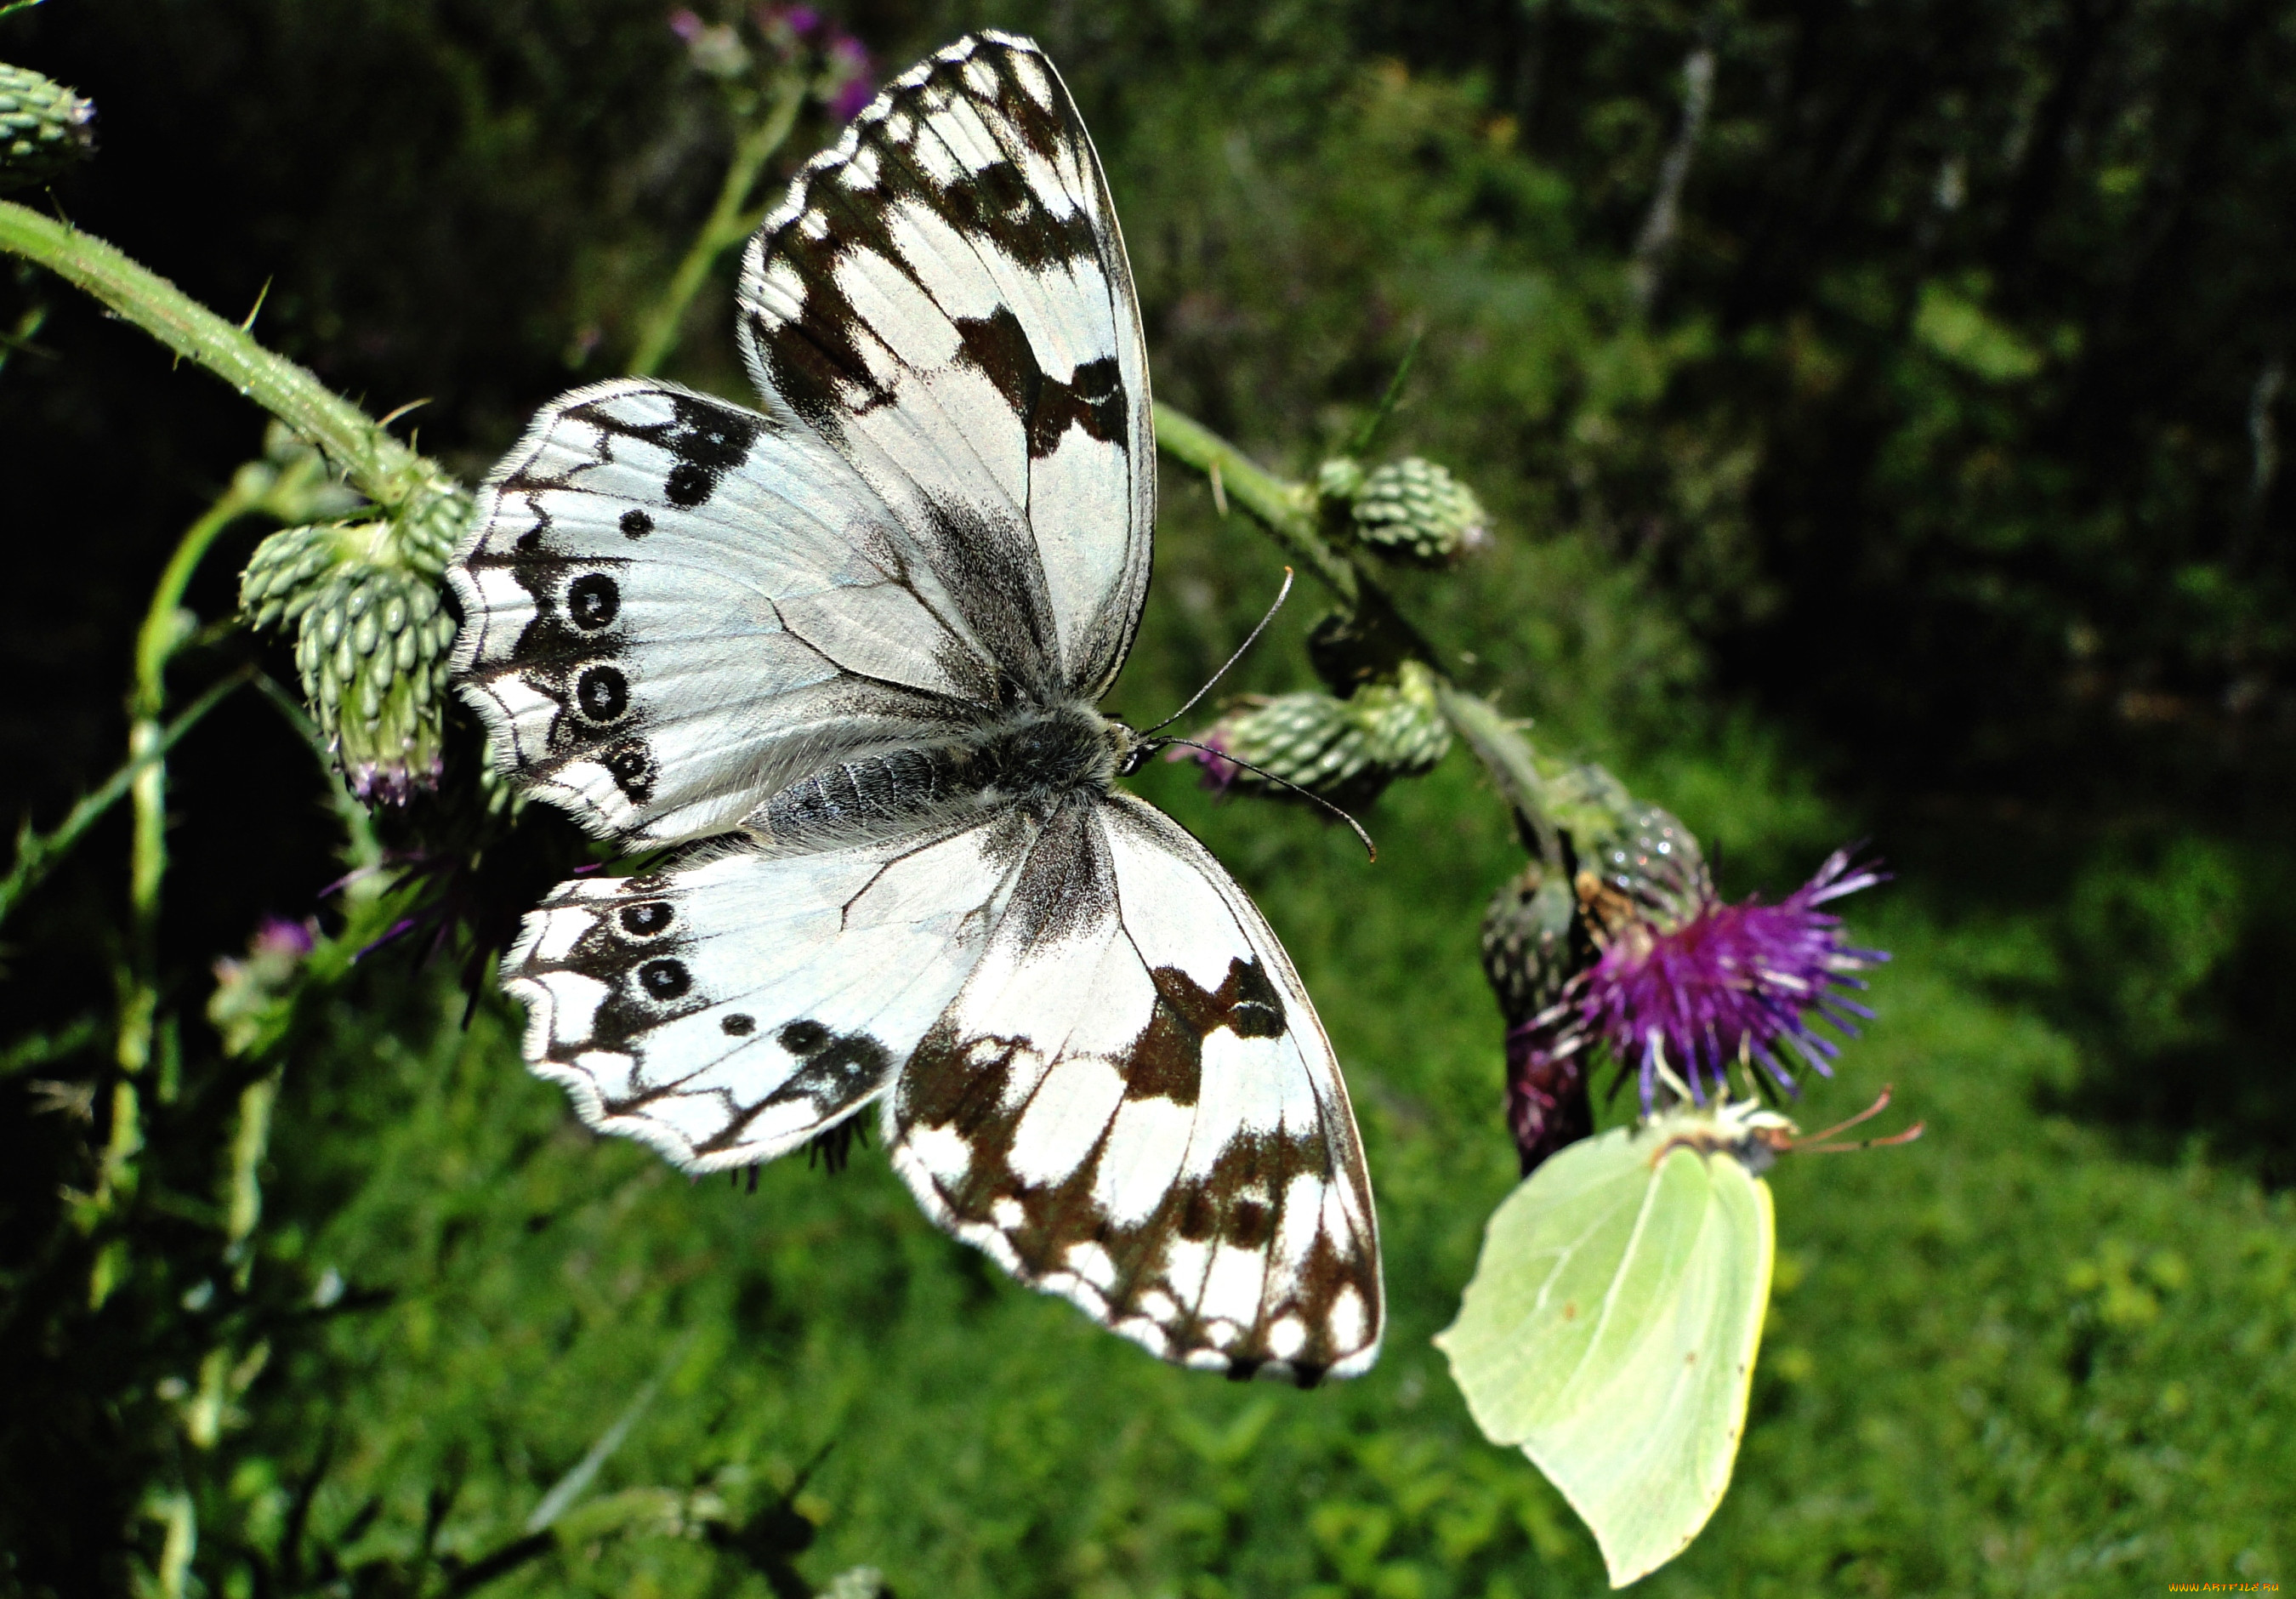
top-left (754, 704), bottom-right (1120, 847)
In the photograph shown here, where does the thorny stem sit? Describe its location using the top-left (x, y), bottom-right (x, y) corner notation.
top-left (0, 672), bottom-right (242, 927)
top-left (1151, 401), bottom-right (1564, 872)
top-left (100, 487), bottom-right (269, 1232)
top-left (1435, 680), bottom-right (1562, 871)
top-left (0, 200), bottom-right (445, 514)
top-left (628, 79), bottom-right (808, 377)
top-left (253, 673), bottom-right (384, 871)
top-left (1152, 404), bottom-right (1361, 606)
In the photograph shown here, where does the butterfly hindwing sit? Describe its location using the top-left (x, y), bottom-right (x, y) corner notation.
top-left (503, 811), bottom-right (1039, 1171)
top-left (887, 793), bottom-right (1383, 1382)
top-left (452, 378), bottom-right (1012, 843)
top-left (736, 31), bottom-right (1154, 701)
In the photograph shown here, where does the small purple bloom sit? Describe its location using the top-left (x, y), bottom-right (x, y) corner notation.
top-left (1574, 847), bottom-right (1888, 1112)
top-left (827, 37), bottom-right (874, 122)
top-left (668, 8), bottom-right (705, 41)
top-left (1168, 729), bottom-right (1241, 794)
top-left (252, 914), bottom-right (319, 960)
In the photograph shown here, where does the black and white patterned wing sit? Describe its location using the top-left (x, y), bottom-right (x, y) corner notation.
top-left (503, 811), bottom-right (1037, 1170)
top-left (887, 794), bottom-right (1384, 1384)
top-left (452, 378), bottom-right (1011, 843)
top-left (736, 31), bottom-right (1153, 703)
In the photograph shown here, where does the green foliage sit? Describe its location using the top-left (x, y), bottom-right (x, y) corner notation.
top-left (17, 762), bottom-right (2285, 1596)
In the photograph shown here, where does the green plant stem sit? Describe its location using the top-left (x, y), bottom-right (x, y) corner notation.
top-left (0, 200), bottom-right (435, 510)
top-left (0, 673), bottom-right (241, 927)
top-left (253, 673), bottom-right (383, 871)
top-left (1152, 401), bottom-right (1562, 868)
top-left (99, 481), bottom-right (270, 1229)
top-left (1151, 403), bottom-right (1361, 606)
top-left (628, 79), bottom-right (807, 376)
top-left (1434, 680), bottom-right (1562, 871)
top-left (224, 1069), bottom-right (281, 1287)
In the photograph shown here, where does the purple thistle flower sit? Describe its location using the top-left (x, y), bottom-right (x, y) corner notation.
top-left (1573, 847), bottom-right (1889, 1112)
top-left (1168, 727), bottom-right (1242, 793)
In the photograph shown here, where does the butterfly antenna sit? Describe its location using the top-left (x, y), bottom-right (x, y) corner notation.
top-left (1155, 736), bottom-right (1377, 862)
top-left (1138, 568), bottom-right (1296, 738)
top-left (1787, 1084), bottom-right (1925, 1153)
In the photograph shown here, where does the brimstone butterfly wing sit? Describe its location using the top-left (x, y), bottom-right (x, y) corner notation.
top-left (1433, 1101), bottom-right (1787, 1587)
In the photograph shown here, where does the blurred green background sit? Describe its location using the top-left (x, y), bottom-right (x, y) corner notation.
top-left (3, 1), bottom-right (2293, 1593)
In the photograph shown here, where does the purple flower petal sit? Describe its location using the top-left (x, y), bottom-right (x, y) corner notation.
top-left (1168, 729), bottom-right (1242, 794)
top-left (1574, 849), bottom-right (1890, 1110)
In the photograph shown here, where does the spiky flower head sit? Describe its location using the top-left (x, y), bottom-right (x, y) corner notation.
top-left (1349, 457), bottom-right (1491, 566)
top-left (1181, 661), bottom-right (1451, 802)
top-left (1485, 758), bottom-right (1886, 1169)
top-left (1482, 862), bottom-right (1598, 1174)
top-left (241, 469), bottom-right (469, 805)
top-left (0, 64), bottom-right (95, 191)
top-left (1576, 847), bottom-right (1888, 1112)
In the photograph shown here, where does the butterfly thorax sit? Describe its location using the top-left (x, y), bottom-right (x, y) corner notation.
top-left (750, 703), bottom-right (1134, 849)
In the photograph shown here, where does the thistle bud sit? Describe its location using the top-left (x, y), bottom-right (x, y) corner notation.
top-left (286, 561), bottom-right (453, 803)
top-left (0, 64), bottom-right (95, 191)
top-left (1187, 660), bottom-right (1452, 802)
top-left (1350, 457), bottom-right (1489, 566)
top-left (1194, 691), bottom-right (1375, 799)
top-left (1480, 861), bottom-right (1585, 1029)
top-left (240, 477), bottom-right (470, 803)
top-left (1576, 800), bottom-right (1712, 936)
top-left (1314, 456), bottom-right (1367, 503)
top-left (1347, 658), bottom-right (1450, 774)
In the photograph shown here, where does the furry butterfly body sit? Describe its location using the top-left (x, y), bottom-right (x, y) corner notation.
top-left (448, 32), bottom-right (1383, 1383)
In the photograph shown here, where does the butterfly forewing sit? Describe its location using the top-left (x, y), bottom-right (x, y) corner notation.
top-left (451, 379), bottom-right (1003, 843)
top-left (888, 794), bottom-right (1382, 1381)
top-left (736, 31), bottom-right (1154, 700)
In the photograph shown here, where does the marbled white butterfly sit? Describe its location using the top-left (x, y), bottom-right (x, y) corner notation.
top-left (448, 31), bottom-right (1382, 1383)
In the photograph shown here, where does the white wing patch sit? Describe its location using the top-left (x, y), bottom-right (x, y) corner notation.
top-left (735, 32), bottom-right (1153, 700)
top-left (885, 796), bottom-right (1384, 1383)
top-left (504, 814), bottom-right (1033, 1172)
top-left (451, 379), bottom-right (1010, 842)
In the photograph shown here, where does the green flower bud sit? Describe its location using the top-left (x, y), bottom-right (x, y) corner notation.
top-left (1532, 759), bottom-right (1712, 935)
top-left (1188, 662), bottom-right (1451, 802)
top-left (1480, 861), bottom-right (1588, 1028)
top-left (1197, 691), bottom-right (1375, 799)
top-left (239, 478), bottom-right (470, 803)
top-left (0, 64), bottom-right (95, 191)
top-left (1347, 658), bottom-right (1450, 775)
top-left (1314, 456), bottom-right (1367, 503)
top-left (1350, 457), bottom-right (1490, 566)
